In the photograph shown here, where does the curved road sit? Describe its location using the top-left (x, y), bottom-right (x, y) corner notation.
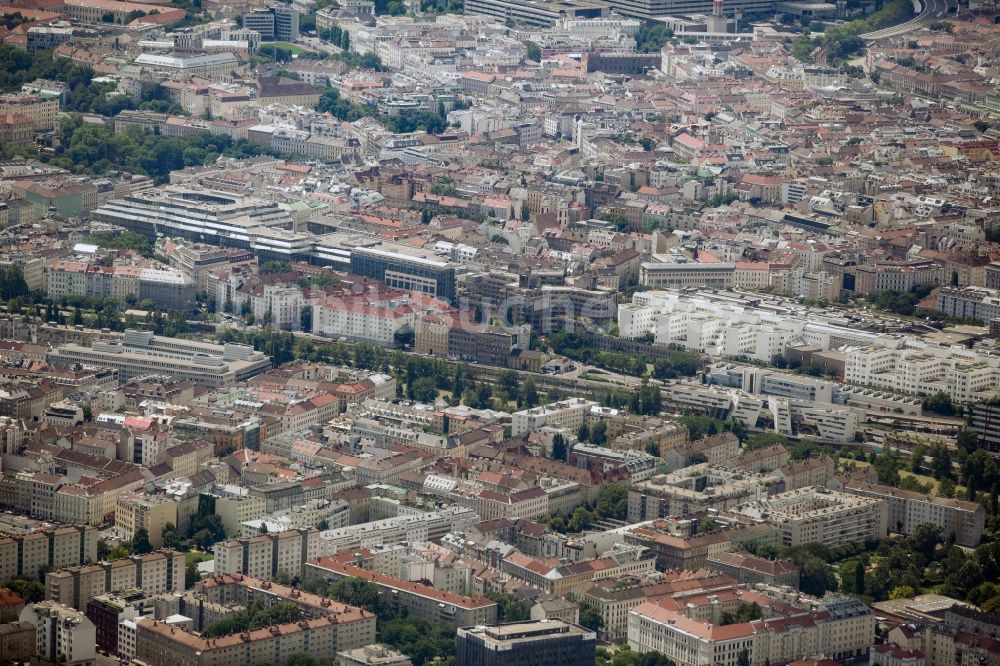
top-left (860, 0), bottom-right (951, 40)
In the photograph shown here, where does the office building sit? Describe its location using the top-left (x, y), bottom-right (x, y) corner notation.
top-left (338, 644), bottom-right (412, 666)
top-left (967, 399), bottom-right (1000, 453)
top-left (48, 329), bottom-right (272, 388)
top-left (639, 261), bottom-right (735, 290)
top-left (20, 601), bottom-right (97, 666)
top-left (456, 620), bottom-right (596, 666)
top-left (243, 5), bottom-right (299, 41)
top-left (92, 187), bottom-right (300, 262)
top-left (133, 51), bottom-right (242, 77)
top-left (600, 0), bottom-right (776, 20)
top-left (463, 0), bottom-right (606, 26)
top-left (350, 243), bottom-right (457, 304)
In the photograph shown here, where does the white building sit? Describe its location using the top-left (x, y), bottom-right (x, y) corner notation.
top-left (21, 601), bottom-right (97, 666)
top-left (511, 398), bottom-right (598, 438)
top-left (844, 342), bottom-right (1000, 403)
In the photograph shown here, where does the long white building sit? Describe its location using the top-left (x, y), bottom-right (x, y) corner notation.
top-left (618, 290), bottom-right (879, 363)
top-left (844, 341), bottom-right (1000, 403)
top-left (628, 593), bottom-right (874, 666)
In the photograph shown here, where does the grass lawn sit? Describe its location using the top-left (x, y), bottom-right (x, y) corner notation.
top-left (264, 41), bottom-right (310, 55)
top-left (186, 550), bottom-right (214, 566)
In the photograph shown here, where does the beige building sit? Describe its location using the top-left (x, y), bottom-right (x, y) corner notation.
top-left (306, 558), bottom-right (496, 627)
top-left (115, 493), bottom-right (179, 548)
top-left (0, 526), bottom-right (97, 584)
top-left (629, 593), bottom-right (874, 666)
top-left (0, 94), bottom-right (57, 132)
top-left (736, 486), bottom-right (888, 548)
top-left (837, 479), bottom-right (985, 547)
top-left (45, 550), bottom-right (184, 610)
top-left (215, 494), bottom-right (267, 536)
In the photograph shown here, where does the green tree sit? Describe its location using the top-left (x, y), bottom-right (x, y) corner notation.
top-left (161, 522), bottom-right (182, 549)
top-left (522, 40), bottom-right (541, 62)
top-left (131, 527), bottom-right (153, 555)
top-left (579, 601), bottom-right (603, 632)
top-left (410, 376), bottom-right (438, 403)
top-left (486, 591), bottom-right (531, 622)
top-left (552, 433), bottom-right (567, 461)
top-left (591, 420), bottom-right (608, 445)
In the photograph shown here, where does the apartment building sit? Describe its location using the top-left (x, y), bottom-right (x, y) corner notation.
top-left (196, 574), bottom-right (377, 627)
top-left (836, 480), bottom-right (985, 547)
top-left (135, 611), bottom-right (373, 666)
top-left (724, 445), bottom-right (790, 474)
top-left (511, 398), bottom-right (598, 438)
top-left (215, 495), bottom-right (267, 536)
top-left (627, 465), bottom-right (772, 523)
top-left (705, 551), bottom-right (800, 588)
top-left (735, 486), bottom-right (888, 548)
top-left (0, 93), bottom-right (58, 132)
top-left (0, 526), bottom-right (98, 584)
top-left (165, 243), bottom-right (257, 291)
top-left (45, 550), bottom-right (185, 610)
top-left (663, 432), bottom-right (740, 471)
top-left (115, 493), bottom-right (179, 548)
top-left (623, 522), bottom-right (778, 571)
top-left (20, 601), bottom-right (97, 666)
top-left (628, 593), bottom-right (874, 666)
top-left (476, 487), bottom-right (549, 522)
top-left (501, 545), bottom-right (657, 597)
top-left (774, 455), bottom-right (835, 491)
top-left (574, 570), bottom-right (738, 643)
top-left (214, 508), bottom-right (478, 574)
top-left (306, 558), bottom-right (497, 627)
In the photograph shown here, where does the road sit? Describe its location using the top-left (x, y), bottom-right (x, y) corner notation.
top-left (860, 0), bottom-right (951, 40)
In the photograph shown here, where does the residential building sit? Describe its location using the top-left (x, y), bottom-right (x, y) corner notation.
top-left (706, 551), bottom-right (800, 588)
top-left (20, 601), bottom-right (97, 666)
top-left (836, 480), bottom-right (985, 547)
top-left (306, 558), bottom-right (497, 627)
top-left (628, 593), bottom-right (874, 666)
top-left (512, 398), bottom-right (598, 438)
top-left (734, 486), bottom-right (888, 548)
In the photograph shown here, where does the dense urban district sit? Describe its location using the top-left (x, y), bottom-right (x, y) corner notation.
top-left (0, 0), bottom-right (996, 662)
